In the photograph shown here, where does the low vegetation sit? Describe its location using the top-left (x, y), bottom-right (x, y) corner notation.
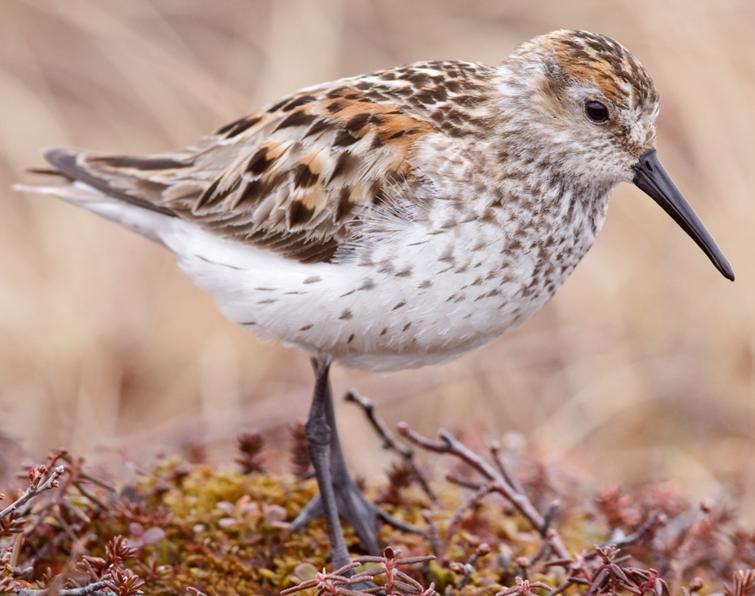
top-left (2, 400), bottom-right (754, 595)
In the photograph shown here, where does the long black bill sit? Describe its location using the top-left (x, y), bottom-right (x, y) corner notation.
top-left (633, 149), bottom-right (734, 281)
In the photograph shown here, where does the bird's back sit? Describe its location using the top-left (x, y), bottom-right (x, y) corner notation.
top-left (34, 60), bottom-right (497, 261)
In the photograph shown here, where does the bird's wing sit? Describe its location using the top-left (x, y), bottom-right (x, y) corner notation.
top-left (42, 61), bottom-right (495, 263)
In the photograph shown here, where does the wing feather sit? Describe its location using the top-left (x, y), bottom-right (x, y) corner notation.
top-left (40, 60), bottom-right (495, 263)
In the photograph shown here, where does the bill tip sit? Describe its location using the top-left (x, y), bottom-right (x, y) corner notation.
top-left (720, 262), bottom-right (735, 282)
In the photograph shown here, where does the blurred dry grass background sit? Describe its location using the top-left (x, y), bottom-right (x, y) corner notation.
top-left (1, 1), bottom-right (753, 515)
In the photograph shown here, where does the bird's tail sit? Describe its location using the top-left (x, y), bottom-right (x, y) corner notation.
top-left (13, 148), bottom-right (189, 243)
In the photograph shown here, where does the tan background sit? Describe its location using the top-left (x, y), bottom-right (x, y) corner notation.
top-left (1, 1), bottom-right (753, 514)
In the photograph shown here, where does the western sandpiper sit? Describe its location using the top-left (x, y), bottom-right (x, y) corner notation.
top-left (16, 29), bottom-right (734, 568)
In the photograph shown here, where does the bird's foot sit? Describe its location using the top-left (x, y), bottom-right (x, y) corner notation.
top-left (291, 474), bottom-right (420, 556)
top-left (291, 476), bottom-right (380, 554)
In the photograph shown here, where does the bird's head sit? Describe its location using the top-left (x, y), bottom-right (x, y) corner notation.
top-left (497, 29), bottom-right (734, 281)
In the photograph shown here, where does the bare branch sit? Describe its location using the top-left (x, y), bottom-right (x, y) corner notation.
top-left (444, 484), bottom-right (493, 550)
top-left (16, 578), bottom-right (114, 595)
top-left (0, 465), bottom-right (65, 521)
top-left (490, 440), bottom-right (524, 494)
top-left (420, 510), bottom-right (443, 557)
top-left (453, 543), bottom-right (490, 590)
top-left (397, 423), bottom-right (573, 564)
top-left (446, 473), bottom-right (485, 491)
top-left (345, 391), bottom-right (437, 503)
top-left (598, 510), bottom-right (665, 551)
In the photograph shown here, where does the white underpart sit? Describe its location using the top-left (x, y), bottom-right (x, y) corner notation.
top-left (162, 201), bottom-right (533, 372)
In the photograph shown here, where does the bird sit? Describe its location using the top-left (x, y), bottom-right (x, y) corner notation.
top-left (15, 29), bottom-right (734, 570)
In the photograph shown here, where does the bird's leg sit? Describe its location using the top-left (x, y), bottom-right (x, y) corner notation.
top-left (292, 359), bottom-right (381, 555)
top-left (292, 367), bottom-right (420, 555)
top-left (298, 358), bottom-right (351, 570)
top-left (321, 377), bottom-right (381, 555)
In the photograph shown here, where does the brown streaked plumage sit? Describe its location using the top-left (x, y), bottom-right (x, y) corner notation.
top-left (45, 60), bottom-right (494, 263)
top-left (17, 30), bottom-right (734, 573)
top-left (550, 30), bottom-right (657, 106)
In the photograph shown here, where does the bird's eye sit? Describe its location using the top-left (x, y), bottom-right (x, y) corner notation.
top-left (585, 100), bottom-right (610, 123)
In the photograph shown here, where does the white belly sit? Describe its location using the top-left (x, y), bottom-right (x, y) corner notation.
top-left (160, 200), bottom-right (576, 372)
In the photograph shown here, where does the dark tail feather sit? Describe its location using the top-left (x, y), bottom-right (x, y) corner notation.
top-left (43, 148), bottom-right (176, 217)
top-left (26, 166), bottom-right (70, 178)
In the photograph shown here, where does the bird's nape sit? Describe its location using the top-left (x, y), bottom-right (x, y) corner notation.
top-left (632, 149), bottom-right (735, 281)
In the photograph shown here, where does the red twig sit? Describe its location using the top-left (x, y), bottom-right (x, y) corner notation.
top-left (397, 423), bottom-right (572, 563)
top-left (345, 391), bottom-right (437, 503)
top-left (1, 465), bottom-right (65, 520)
